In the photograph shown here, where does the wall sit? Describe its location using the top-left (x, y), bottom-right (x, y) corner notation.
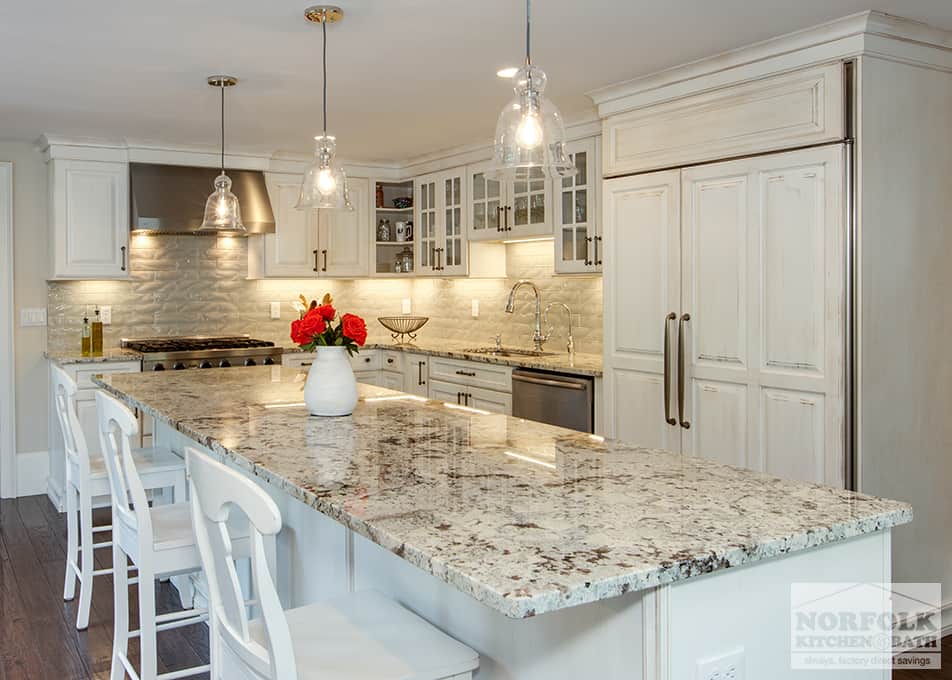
top-left (47, 236), bottom-right (602, 356)
top-left (0, 140), bottom-right (50, 488)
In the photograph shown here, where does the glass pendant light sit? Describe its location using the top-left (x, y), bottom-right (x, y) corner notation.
top-left (489, 0), bottom-right (575, 181)
top-left (199, 75), bottom-right (245, 232)
top-left (297, 5), bottom-right (352, 211)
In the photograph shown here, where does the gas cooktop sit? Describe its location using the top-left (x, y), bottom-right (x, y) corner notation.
top-left (121, 335), bottom-right (283, 371)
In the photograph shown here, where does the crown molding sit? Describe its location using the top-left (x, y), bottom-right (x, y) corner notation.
top-left (588, 11), bottom-right (952, 118)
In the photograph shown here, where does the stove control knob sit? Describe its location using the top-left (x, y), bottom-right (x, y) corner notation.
top-left (263, 357), bottom-right (275, 366)
top-left (173, 362), bottom-right (187, 370)
top-left (244, 358), bottom-right (257, 367)
top-left (152, 363), bottom-right (165, 371)
top-left (199, 361), bottom-right (213, 369)
top-left (219, 360), bottom-right (231, 368)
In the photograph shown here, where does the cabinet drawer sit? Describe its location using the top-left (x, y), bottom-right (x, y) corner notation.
top-left (351, 350), bottom-right (380, 372)
top-left (428, 357), bottom-right (511, 392)
top-left (71, 361), bottom-right (141, 389)
top-left (282, 352), bottom-right (315, 369)
top-left (380, 351), bottom-right (403, 373)
top-left (429, 380), bottom-right (511, 415)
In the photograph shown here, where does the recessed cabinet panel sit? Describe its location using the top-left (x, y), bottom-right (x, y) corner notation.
top-left (610, 369), bottom-right (674, 450)
top-left (263, 173), bottom-right (319, 277)
top-left (51, 159), bottom-right (130, 279)
top-left (761, 387), bottom-right (825, 484)
top-left (761, 166), bottom-right (825, 375)
top-left (684, 379), bottom-right (748, 469)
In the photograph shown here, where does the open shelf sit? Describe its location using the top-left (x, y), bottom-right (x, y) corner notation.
top-left (375, 206), bottom-right (413, 213)
top-left (376, 240), bottom-right (414, 246)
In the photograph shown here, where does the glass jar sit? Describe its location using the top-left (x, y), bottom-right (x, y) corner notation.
top-left (400, 246), bottom-right (414, 273)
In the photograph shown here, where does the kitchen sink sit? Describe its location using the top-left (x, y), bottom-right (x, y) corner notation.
top-left (462, 347), bottom-right (558, 358)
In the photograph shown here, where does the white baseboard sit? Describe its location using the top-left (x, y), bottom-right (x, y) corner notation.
top-left (16, 450), bottom-right (49, 498)
top-left (46, 474), bottom-right (64, 512)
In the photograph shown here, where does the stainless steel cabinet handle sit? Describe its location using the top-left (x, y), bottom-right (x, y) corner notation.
top-left (455, 370), bottom-right (476, 377)
top-left (678, 313), bottom-right (691, 429)
top-left (120, 246), bottom-right (127, 272)
top-left (418, 361), bottom-right (425, 386)
top-left (313, 250), bottom-right (319, 272)
top-left (321, 249), bottom-right (328, 272)
top-left (511, 372), bottom-right (586, 390)
top-left (663, 312), bottom-right (677, 426)
top-left (584, 237), bottom-right (593, 266)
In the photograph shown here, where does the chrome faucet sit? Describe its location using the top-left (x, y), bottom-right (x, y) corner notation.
top-left (505, 279), bottom-right (546, 352)
top-left (544, 302), bottom-right (575, 355)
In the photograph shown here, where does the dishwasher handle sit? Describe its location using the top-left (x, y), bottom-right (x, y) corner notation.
top-left (511, 371), bottom-right (587, 391)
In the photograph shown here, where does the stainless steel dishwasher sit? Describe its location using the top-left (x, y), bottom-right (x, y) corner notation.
top-left (511, 368), bottom-right (594, 433)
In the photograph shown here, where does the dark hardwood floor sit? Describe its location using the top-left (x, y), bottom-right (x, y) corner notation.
top-left (0, 495), bottom-right (208, 680)
top-left (0, 494), bottom-right (947, 679)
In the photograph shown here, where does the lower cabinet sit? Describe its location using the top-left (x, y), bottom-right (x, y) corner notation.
top-left (403, 353), bottom-right (429, 397)
top-left (430, 380), bottom-right (512, 414)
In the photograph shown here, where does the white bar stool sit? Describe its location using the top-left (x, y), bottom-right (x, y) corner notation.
top-left (97, 390), bottom-right (251, 680)
top-left (52, 365), bottom-right (188, 631)
top-left (186, 445), bottom-right (480, 680)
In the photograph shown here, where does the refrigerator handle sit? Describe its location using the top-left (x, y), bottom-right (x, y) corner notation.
top-left (663, 312), bottom-right (677, 426)
top-left (678, 313), bottom-right (691, 429)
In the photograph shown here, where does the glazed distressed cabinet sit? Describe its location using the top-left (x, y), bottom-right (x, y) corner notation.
top-left (414, 168), bottom-right (468, 276)
top-left (255, 174), bottom-right (369, 278)
top-left (49, 159), bottom-right (130, 279)
top-left (467, 160), bottom-right (505, 241)
top-left (603, 146), bottom-right (845, 486)
top-left (554, 137), bottom-right (600, 273)
top-left (466, 160), bottom-right (553, 241)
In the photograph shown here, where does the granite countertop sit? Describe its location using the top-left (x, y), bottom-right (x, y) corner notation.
top-left (45, 348), bottom-right (143, 364)
top-left (94, 366), bottom-right (911, 619)
top-left (289, 340), bottom-right (604, 377)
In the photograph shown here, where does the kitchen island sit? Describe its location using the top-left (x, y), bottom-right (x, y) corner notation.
top-left (95, 366), bottom-right (911, 679)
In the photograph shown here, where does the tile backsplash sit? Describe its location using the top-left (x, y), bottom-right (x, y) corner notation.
top-left (47, 235), bottom-right (602, 354)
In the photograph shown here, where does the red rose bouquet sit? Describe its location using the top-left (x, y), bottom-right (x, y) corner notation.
top-left (290, 293), bottom-right (367, 355)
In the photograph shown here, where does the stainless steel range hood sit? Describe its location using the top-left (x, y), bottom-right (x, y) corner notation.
top-left (130, 163), bottom-right (276, 235)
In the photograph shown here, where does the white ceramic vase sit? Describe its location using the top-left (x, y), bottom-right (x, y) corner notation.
top-left (303, 346), bottom-right (359, 417)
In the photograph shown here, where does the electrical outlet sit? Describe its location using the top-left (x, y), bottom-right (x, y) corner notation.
top-left (471, 299), bottom-right (479, 318)
top-left (19, 308), bottom-right (47, 327)
top-left (270, 302), bottom-right (281, 320)
top-left (100, 306), bottom-right (112, 325)
top-left (401, 298), bottom-right (412, 314)
top-left (697, 649), bottom-right (744, 680)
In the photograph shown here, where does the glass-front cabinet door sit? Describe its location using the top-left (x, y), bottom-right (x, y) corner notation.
top-left (468, 160), bottom-right (507, 241)
top-left (414, 174), bottom-right (438, 273)
top-left (441, 170), bottom-right (468, 275)
top-left (555, 137), bottom-right (600, 273)
top-left (508, 166), bottom-right (552, 237)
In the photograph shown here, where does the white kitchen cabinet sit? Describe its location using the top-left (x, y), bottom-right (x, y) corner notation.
top-left (414, 169), bottom-right (468, 276)
top-left (464, 385), bottom-right (512, 414)
top-left (318, 177), bottom-right (370, 277)
top-left (49, 159), bottom-right (130, 280)
top-left (259, 172), bottom-right (320, 278)
top-left (507, 166), bottom-right (552, 238)
top-left (403, 353), bottom-right (429, 397)
top-left (252, 175), bottom-right (370, 279)
top-left (467, 160), bottom-right (506, 241)
top-left (603, 146), bottom-right (844, 487)
top-left (466, 160), bottom-right (554, 241)
top-left (555, 137), bottom-right (601, 273)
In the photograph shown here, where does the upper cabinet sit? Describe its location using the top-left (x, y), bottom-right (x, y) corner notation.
top-left (414, 168), bottom-right (469, 276)
top-left (49, 160), bottom-right (130, 280)
top-left (554, 137), bottom-right (600, 274)
top-left (466, 161), bottom-right (553, 241)
top-left (251, 174), bottom-right (370, 279)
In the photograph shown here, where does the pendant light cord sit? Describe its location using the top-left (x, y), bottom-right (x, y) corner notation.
top-left (322, 16), bottom-right (328, 136)
top-left (525, 0), bottom-right (531, 66)
top-left (220, 83), bottom-right (225, 173)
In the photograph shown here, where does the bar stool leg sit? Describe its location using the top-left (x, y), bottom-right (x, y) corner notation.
top-left (138, 564), bottom-right (159, 680)
top-left (63, 482), bottom-right (79, 601)
top-left (110, 542), bottom-right (130, 680)
top-left (76, 489), bottom-right (95, 630)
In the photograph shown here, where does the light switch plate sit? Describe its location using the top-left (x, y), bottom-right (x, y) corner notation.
top-left (19, 307), bottom-right (47, 327)
top-left (471, 299), bottom-right (479, 318)
top-left (401, 298), bottom-right (412, 314)
top-left (270, 302), bottom-right (281, 320)
top-left (100, 306), bottom-right (112, 325)
top-left (697, 648), bottom-right (744, 680)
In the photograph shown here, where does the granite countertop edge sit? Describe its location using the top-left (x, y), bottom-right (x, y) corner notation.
top-left (93, 374), bottom-right (912, 619)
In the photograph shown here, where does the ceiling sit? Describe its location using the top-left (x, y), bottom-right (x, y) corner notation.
top-left (1, 1), bottom-right (951, 164)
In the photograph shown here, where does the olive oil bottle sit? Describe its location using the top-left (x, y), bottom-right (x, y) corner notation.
top-left (91, 307), bottom-right (104, 356)
top-left (80, 310), bottom-right (91, 357)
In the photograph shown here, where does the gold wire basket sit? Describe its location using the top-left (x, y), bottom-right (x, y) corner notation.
top-left (377, 316), bottom-right (429, 343)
